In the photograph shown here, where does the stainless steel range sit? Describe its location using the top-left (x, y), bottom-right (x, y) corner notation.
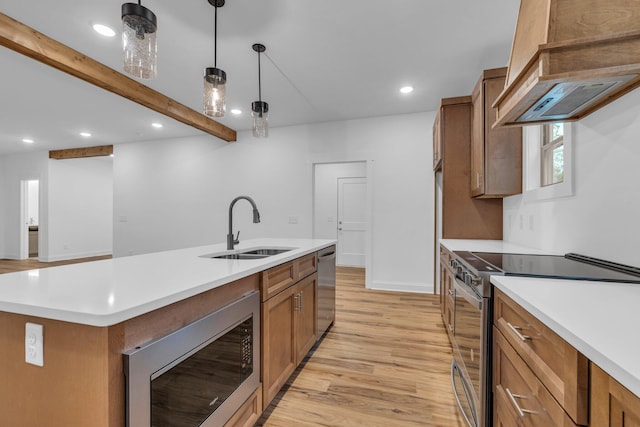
top-left (447, 251), bottom-right (640, 427)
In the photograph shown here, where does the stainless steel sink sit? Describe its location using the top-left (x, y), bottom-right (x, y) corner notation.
top-left (201, 247), bottom-right (294, 260)
top-left (240, 248), bottom-right (291, 256)
top-left (212, 253), bottom-right (270, 260)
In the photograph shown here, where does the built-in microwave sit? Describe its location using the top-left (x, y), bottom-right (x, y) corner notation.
top-left (123, 291), bottom-right (260, 427)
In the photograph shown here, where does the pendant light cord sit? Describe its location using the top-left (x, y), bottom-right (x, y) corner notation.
top-left (258, 50), bottom-right (262, 102)
top-left (214, 5), bottom-right (218, 67)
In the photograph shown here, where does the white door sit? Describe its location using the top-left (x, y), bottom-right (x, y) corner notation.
top-left (337, 177), bottom-right (366, 267)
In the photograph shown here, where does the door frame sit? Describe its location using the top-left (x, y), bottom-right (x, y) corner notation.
top-left (311, 160), bottom-right (374, 288)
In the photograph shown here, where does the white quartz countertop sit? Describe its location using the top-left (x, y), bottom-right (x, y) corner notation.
top-left (440, 239), bottom-right (552, 254)
top-left (492, 275), bottom-right (640, 398)
top-left (0, 238), bottom-right (335, 327)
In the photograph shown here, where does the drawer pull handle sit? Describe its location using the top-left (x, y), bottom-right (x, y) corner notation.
top-left (505, 388), bottom-right (536, 417)
top-left (507, 322), bottom-right (531, 341)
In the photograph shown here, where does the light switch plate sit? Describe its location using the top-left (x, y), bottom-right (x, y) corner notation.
top-left (25, 322), bottom-right (44, 367)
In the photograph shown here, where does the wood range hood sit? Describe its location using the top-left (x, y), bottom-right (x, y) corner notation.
top-left (493, 0), bottom-right (640, 127)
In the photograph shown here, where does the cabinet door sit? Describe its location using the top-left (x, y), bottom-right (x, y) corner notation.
top-left (470, 79), bottom-right (485, 197)
top-left (591, 363), bottom-right (640, 427)
top-left (261, 287), bottom-right (296, 408)
top-left (295, 273), bottom-right (318, 363)
top-left (433, 111), bottom-right (443, 171)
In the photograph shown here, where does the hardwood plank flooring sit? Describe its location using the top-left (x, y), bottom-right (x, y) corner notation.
top-left (0, 255), bottom-right (111, 274)
top-left (257, 267), bottom-right (466, 427)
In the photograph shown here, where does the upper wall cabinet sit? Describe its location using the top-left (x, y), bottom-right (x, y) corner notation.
top-left (493, 0), bottom-right (640, 127)
top-left (471, 68), bottom-right (522, 198)
top-left (435, 97), bottom-right (503, 240)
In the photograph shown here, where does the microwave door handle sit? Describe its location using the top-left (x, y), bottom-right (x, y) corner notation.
top-left (453, 280), bottom-right (483, 310)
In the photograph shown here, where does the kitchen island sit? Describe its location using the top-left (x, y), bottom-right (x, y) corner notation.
top-left (0, 238), bottom-right (335, 427)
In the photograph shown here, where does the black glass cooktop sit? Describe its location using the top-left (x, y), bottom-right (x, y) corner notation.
top-left (468, 252), bottom-right (640, 283)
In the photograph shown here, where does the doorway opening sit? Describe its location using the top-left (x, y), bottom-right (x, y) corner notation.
top-left (312, 162), bottom-right (368, 268)
top-left (21, 179), bottom-right (40, 259)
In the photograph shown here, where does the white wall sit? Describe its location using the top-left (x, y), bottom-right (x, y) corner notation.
top-left (113, 112), bottom-right (435, 292)
top-left (313, 162), bottom-right (367, 240)
top-left (504, 88), bottom-right (640, 267)
top-left (27, 180), bottom-right (39, 225)
top-left (46, 157), bottom-right (113, 261)
top-left (0, 152), bottom-right (112, 261)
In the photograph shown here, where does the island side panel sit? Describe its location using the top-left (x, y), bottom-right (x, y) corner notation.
top-left (0, 312), bottom-right (112, 427)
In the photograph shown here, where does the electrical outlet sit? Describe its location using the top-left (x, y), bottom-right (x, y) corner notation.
top-left (288, 216), bottom-right (299, 224)
top-left (25, 322), bottom-right (43, 367)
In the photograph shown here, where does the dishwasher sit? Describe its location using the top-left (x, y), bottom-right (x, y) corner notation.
top-left (317, 245), bottom-right (336, 339)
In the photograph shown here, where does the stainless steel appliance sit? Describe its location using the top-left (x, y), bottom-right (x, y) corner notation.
top-left (448, 251), bottom-right (640, 427)
top-left (317, 245), bottom-right (336, 338)
top-left (123, 291), bottom-right (260, 427)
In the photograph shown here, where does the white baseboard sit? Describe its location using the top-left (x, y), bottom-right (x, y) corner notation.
top-left (41, 250), bottom-right (112, 262)
top-left (368, 280), bottom-right (434, 294)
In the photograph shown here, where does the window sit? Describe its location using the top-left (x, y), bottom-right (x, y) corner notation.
top-left (541, 123), bottom-right (564, 186)
top-left (521, 122), bottom-right (573, 202)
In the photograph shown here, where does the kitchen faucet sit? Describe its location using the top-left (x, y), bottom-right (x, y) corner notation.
top-left (227, 196), bottom-right (261, 250)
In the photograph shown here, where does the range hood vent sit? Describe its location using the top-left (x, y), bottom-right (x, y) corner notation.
top-left (493, 0), bottom-right (640, 127)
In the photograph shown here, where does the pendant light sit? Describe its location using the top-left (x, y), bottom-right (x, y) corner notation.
top-left (203, 0), bottom-right (227, 117)
top-left (121, 1), bottom-right (157, 79)
top-left (251, 43), bottom-right (269, 138)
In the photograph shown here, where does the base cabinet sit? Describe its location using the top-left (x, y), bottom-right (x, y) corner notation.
top-left (261, 256), bottom-right (318, 409)
top-left (225, 386), bottom-right (262, 427)
top-left (591, 363), bottom-right (640, 427)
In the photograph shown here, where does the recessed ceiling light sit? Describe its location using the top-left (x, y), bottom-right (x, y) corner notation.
top-left (80, 132), bottom-right (92, 137)
top-left (22, 138), bottom-right (34, 144)
top-left (151, 122), bottom-right (163, 128)
top-left (93, 24), bottom-right (116, 38)
top-left (230, 109), bottom-right (242, 115)
top-left (400, 86), bottom-right (414, 94)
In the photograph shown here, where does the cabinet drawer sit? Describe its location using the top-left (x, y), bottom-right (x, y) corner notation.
top-left (494, 327), bottom-right (578, 427)
top-left (296, 253), bottom-right (317, 280)
top-left (261, 261), bottom-right (296, 302)
top-left (494, 289), bottom-right (588, 425)
top-left (224, 385), bottom-right (262, 427)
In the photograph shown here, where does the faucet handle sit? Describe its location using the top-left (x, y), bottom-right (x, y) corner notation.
top-left (234, 231), bottom-right (240, 245)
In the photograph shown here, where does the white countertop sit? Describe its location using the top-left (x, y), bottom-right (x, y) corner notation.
top-left (440, 239), bottom-right (551, 254)
top-left (492, 275), bottom-right (640, 398)
top-left (0, 238), bottom-right (335, 327)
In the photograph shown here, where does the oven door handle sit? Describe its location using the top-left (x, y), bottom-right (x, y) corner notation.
top-left (453, 279), bottom-right (483, 310)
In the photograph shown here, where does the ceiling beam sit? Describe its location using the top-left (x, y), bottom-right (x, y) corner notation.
top-left (0, 12), bottom-right (236, 142)
top-left (49, 145), bottom-right (114, 160)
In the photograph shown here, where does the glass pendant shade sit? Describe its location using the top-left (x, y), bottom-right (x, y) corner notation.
top-left (122, 3), bottom-right (157, 79)
top-left (252, 101), bottom-right (269, 138)
top-left (203, 67), bottom-right (227, 117)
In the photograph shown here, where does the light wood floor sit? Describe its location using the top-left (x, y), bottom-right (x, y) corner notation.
top-left (257, 267), bottom-right (466, 427)
top-left (0, 255), bottom-right (111, 274)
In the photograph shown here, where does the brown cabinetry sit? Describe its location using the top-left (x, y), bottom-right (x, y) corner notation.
top-left (470, 67), bottom-right (522, 198)
top-left (493, 289), bottom-right (588, 426)
top-left (591, 363), bottom-right (640, 427)
top-left (261, 256), bottom-right (318, 409)
top-left (435, 96), bottom-right (503, 239)
top-left (224, 387), bottom-right (262, 427)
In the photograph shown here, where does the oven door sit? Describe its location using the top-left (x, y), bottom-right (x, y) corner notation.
top-left (451, 278), bottom-right (485, 427)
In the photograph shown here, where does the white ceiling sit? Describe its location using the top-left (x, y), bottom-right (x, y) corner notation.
top-left (0, 0), bottom-right (520, 156)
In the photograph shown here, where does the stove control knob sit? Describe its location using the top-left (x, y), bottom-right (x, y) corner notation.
top-left (465, 274), bottom-right (481, 286)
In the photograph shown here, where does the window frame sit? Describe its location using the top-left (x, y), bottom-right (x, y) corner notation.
top-left (521, 122), bottom-right (574, 202)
